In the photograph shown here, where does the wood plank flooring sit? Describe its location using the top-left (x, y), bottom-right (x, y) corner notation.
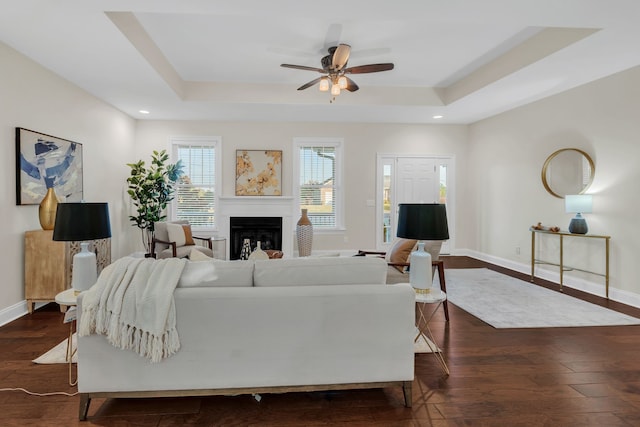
top-left (2, 256), bottom-right (640, 426)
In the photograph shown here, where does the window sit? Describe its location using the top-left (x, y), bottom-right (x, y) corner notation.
top-left (294, 138), bottom-right (343, 230)
top-left (171, 137), bottom-right (220, 229)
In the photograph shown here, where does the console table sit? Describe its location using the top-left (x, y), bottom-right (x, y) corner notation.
top-left (530, 228), bottom-right (610, 298)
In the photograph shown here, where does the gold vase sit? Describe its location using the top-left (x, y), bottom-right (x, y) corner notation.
top-left (39, 187), bottom-right (59, 230)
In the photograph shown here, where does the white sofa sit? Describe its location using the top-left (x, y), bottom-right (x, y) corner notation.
top-left (76, 256), bottom-right (415, 420)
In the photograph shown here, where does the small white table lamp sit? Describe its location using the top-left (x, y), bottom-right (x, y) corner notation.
top-left (565, 194), bottom-right (592, 234)
top-left (396, 203), bottom-right (450, 294)
top-left (53, 202), bottom-right (111, 293)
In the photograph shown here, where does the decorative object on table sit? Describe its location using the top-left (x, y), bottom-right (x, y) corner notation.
top-left (15, 127), bottom-right (83, 205)
top-left (126, 150), bottom-right (183, 255)
top-left (296, 208), bottom-right (313, 257)
top-left (249, 241), bottom-right (269, 260)
top-left (531, 222), bottom-right (560, 232)
top-left (565, 194), bottom-right (592, 234)
top-left (53, 202), bottom-right (112, 292)
top-left (396, 203), bottom-right (449, 294)
top-left (265, 249), bottom-right (284, 259)
top-left (240, 238), bottom-right (252, 260)
top-left (39, 187), bottom-right (60, 230)
top-left (235, 150), bottom-right (282, 196)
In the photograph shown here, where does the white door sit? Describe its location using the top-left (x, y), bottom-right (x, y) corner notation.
top-left (396, 157), bottom-right (439, 204)
top-left (377, 155), bottom-right (454, 254)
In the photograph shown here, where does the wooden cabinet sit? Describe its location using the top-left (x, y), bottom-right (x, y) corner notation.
top-left (24, 230), bottom-right (111, 313)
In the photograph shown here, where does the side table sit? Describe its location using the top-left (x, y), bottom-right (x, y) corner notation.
top-left (415, 290), bottom-right (450, 375)
top-left (55, 288), bottom-right (78, 386)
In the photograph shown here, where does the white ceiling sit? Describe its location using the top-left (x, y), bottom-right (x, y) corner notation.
top-left (1, 0), bottom-right (639, 124)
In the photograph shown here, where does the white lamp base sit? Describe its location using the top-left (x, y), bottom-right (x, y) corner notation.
top-left (71, 242), bottom-right (97, 292)
top-left (409, 241), bottom-right (432, 294)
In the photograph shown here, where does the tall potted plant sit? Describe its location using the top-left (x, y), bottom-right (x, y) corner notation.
top-left (126, 150), bottom-right (184, 254)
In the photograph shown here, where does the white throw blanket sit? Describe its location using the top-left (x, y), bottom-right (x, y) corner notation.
top-left (78, 256), bottom-right (187, 362)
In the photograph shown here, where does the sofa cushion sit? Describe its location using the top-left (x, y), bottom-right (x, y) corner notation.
top-left (253, 257), bottom-right (387, 287)
top-left (177, 260), bottom-right (254, 288)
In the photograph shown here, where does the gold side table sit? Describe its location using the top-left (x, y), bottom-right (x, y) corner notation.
top-left (415, 290), bottom-right (450, 375)
top-left (55, 288), bottom-right (78, 386)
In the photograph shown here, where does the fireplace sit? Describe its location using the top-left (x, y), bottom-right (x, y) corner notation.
top-left (230, 217), bottom-right (282, 260)
top-left (218, 196), bottom-right (294, 259)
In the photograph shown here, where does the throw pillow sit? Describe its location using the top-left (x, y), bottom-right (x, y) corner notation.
top-left (166, 223), bottom-right (195, 247)
top-left (386, 238), bottom-right (417, 272)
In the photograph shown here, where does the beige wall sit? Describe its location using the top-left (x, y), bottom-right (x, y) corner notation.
top-left (468, 65), bottom-right (640, 306)
top-left (134, 121), bottom-right (469, 253)
top-left (0, 42), bottom-right (136, 321)
top-left (3, 37), bottom-right (640, 321)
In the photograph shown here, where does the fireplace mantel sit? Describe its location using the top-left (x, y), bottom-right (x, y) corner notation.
top-left (218, 196), bottom-right (295, 258)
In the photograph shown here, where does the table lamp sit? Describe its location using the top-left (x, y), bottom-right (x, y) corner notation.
top-left (396, 203), bottom-right (449, 294)
top-left (53, 202), bottom-right (111, 293)
top-left (565, 194), bottom-right (592, 234)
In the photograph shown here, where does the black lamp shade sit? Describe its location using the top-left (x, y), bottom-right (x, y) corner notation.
top-left (396, 203), bottom-right (449, 241)
top-left (53, 203), bottom-right (112, 241)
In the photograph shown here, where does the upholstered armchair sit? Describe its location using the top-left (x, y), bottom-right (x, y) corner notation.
top-left (357, 238), bottom-right (445, 271)
top-left (151, 220), bottom-right (214, 259)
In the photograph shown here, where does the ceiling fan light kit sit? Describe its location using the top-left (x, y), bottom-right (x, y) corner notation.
top-left (281, 43), bottom-right (394, 101)
top-left (319, 77), bottom-right (329, 92)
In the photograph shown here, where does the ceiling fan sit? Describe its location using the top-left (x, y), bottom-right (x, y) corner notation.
top-left (281, 44), bottom-right (394, 97)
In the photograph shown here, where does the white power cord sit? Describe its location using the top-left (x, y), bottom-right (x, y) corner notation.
top-left (0, 387), bottom-right (78, 397)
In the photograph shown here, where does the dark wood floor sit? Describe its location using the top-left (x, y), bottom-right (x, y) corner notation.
top-left (2, 256), bottom-right (640, 426)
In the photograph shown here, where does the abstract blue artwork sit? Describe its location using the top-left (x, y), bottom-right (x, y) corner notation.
top-left (15, 127), bottom-right (83, 205)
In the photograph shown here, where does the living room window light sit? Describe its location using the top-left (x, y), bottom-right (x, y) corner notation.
top-left (293, 137), bottom-right (344, 231)
top-left (170, 136), bottom-right (221, 231)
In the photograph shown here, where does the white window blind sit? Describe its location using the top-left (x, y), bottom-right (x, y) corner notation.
top-left (172, 142), bottom-right (216, 227)
top-left (296, 140), bottom-right (342, 228)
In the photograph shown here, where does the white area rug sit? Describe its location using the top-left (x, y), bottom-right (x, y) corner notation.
top-left (444, 268), bottom-right (640, 328)
top-left (33, 334), bottom-right (76, 364)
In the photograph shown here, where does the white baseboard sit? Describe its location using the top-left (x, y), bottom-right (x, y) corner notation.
top-left (0, 300), bottom-right (34, 327)
top-left (456, 248), bottom-right (640, 310)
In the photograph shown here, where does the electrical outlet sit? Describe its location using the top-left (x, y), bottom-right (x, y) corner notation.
top-left (343, 236), bottom-right (349, 243)
top-left (515, 247), bottom-right (521, 255)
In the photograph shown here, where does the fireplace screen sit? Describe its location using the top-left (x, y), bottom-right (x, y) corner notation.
top-left (230, 217), bottom-right (282, 260)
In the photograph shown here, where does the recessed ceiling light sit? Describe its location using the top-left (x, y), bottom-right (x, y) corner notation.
top-left (139, 110), bottom-right (150, 114)
top-left (432, 115), bottom-right (443, 119)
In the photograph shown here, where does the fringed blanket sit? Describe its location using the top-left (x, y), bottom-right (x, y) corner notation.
top-left (78, 256), bottom-right (188, 363)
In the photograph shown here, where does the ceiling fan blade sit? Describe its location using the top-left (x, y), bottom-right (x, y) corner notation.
top-left (344, 63), bottom-right (394, 74)
top-left (344, 77), bottom-right (359, 92)
top-left (281, 64), bottom-right (326, 73)
top-left (332, 44), bottom-right (351, 70)
top-left (297, 77), bottom-right (323, 90)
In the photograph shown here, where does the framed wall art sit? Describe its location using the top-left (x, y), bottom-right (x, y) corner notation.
top-left (15, 127), bottom-right (83, 205)
top-left (235, 150), bottom-right (282, 196)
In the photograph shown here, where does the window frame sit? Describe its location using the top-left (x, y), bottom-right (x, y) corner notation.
top-left (169, 136), bottom-right (222, 233)
top-left (293, 137), bottom-right (345, 232)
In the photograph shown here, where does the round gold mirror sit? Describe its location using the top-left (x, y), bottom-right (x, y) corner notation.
top-left (541, 148), bottom-right (595, 198)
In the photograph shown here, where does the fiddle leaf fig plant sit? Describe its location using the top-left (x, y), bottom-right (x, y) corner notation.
top-left (126, 149), bottom-right (184, 253)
